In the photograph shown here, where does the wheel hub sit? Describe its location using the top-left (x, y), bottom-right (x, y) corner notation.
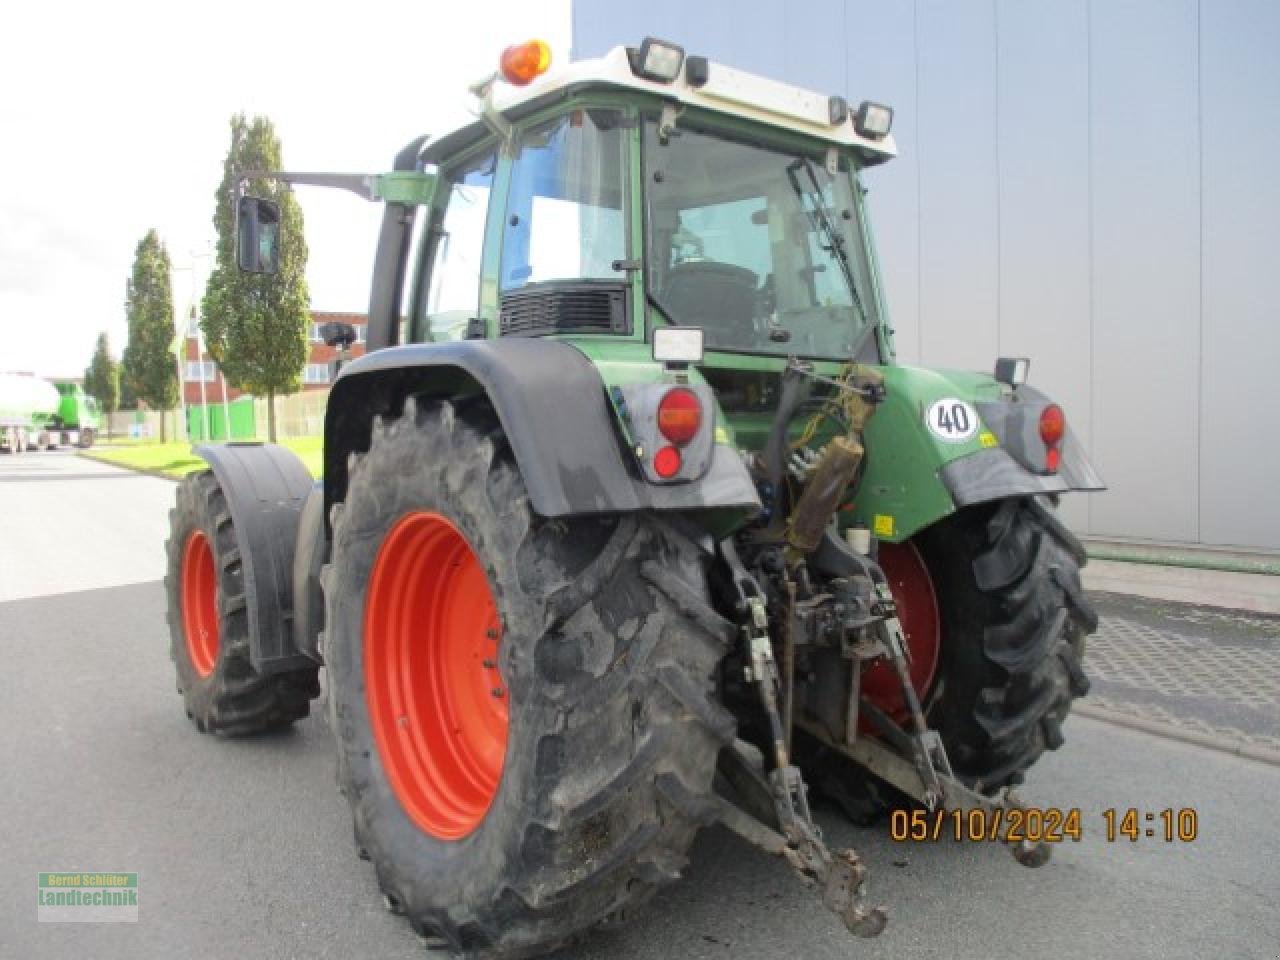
top-left (860, 541), bottom-right (940, 724)
top-left (180, 530), bottom-right (220, 676)
top-left (364, 511), bottom-right (508, 840)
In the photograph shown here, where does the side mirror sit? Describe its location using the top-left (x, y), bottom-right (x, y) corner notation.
top-left (236, 196), bottom-right (281, 274)
top-left (320, 321), bottom-right (356, 348)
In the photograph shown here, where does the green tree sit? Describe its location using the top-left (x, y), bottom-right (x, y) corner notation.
top-left (122, 230), bottom-right (179, 441)
top-left (85, 332), bottom-right (121, 439)
top-left (202, 114), bottom-right (310, 442)
top-left (118, 372), bottom-right (137, 411)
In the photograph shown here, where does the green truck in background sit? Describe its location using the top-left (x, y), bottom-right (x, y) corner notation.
top-left (49, 381), bottom-right (102, 448)
top-left (0, 373), bottom-right (101, 452)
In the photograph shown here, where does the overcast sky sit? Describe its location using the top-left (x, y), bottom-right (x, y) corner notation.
top-left (0, 0), bottom-right (570, 378)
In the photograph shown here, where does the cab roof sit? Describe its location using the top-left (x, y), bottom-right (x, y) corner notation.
top-left (423, 44), bottom-right (897, 169)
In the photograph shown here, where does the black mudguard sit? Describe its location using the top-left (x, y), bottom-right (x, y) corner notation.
top-left (939, 430), bottom-right (1103, 508)
top-left (323, 338), bottom-right (761, 524)
top-left (948, 385), bottom-right (1105, 508)
top-left (291, 483), bottom-right (326, 664)
top-left (193, 442), bottom-right (316, 674)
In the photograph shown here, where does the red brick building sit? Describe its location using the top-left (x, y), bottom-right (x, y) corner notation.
top-left (181, 311), bottom-right (367, 404)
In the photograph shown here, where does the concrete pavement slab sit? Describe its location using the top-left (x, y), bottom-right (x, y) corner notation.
top-left (1082, 558), bottom-right (1280, 615)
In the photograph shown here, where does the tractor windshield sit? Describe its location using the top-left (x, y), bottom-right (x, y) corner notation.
top-left (643, 117), bottom-right (876, 359)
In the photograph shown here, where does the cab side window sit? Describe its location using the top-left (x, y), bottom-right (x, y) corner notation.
top-left (500, 109), bottom-right (626, 291)
top-left (421, 151), bottom-right (496, 341)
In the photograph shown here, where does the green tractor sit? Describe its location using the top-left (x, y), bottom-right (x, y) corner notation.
top-left (164, 37), bottom-right (1102, 956)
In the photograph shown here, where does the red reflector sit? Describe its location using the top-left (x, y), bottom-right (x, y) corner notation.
top-left (657, 387), bottom-right (702, 446)
top-left (1039, 404), bottom-right (1065, 448)
top-left (500, 40), bottom-right (552, 86)
top-left (653, 445), bottom-right (682, 478)
top-left (1045, 447), bottom-right (1061, 473)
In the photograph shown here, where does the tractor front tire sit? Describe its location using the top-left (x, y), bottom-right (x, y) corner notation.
top-left (323, 397), bottom-right (735, 958)
top-left (164, 470), bottom-right (319, 735)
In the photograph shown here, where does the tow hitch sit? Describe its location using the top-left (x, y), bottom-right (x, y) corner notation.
top-left (712, 546), bottom-right (1052, 942)
top-left (719, 595), bottom-right (887, 938)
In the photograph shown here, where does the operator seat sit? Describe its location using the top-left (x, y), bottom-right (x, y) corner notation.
top-left (661, 261), bottom-right (758, 341)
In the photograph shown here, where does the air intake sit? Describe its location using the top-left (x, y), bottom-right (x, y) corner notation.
top-left (499, 281), bottom-right (629, 337)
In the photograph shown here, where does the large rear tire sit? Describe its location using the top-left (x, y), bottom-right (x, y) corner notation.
top-left (809, 497), bottom-right (1096, 818)
top-left (919, 497), bottom-right (1095, 786)
top-left (164, 470), bottom-right (319, 735)
top-left (323, 397), bottom-right (735, 957)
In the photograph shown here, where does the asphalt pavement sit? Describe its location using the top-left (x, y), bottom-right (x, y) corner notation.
top-left (2, 450), bottom-right (1277, 959)
top-left (0, 452), bottom-right (171, 603)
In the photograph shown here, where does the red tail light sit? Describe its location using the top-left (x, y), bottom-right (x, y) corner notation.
top-left (1039, 403), bottom-right (1065, 473)
top-left (653, 445), bottom-right (682, 478)
top-left (657, 387), bottom-right (702, 446)
top-left (1039, 404), bottom-right (1065, 447)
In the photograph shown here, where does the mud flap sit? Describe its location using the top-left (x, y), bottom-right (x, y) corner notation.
top-left (194, 442), bottom-right (315, 673)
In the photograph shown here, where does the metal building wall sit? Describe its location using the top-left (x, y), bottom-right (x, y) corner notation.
top-left (572, 0), bottom-right (1280, 550)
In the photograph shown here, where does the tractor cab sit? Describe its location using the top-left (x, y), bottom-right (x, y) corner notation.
top-left (401, 40), bottom-right (896, 371)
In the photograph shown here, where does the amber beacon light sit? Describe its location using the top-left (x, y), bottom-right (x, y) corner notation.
top-left (500, 40), bottom-right (552, 85)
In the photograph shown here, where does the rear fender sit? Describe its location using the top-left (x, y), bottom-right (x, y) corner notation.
top-left (848, 366), bottom-right (1104, 542)
top-left (323, 339), bottom-right (760, 530)
top-left (292, 482), bottom-right (326, 664)
top-left (193, 442), bottom-right (315, 674)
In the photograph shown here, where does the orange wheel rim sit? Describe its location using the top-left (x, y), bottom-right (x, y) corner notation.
top-left (861, 541), bottom-right (940, 725)
top-left (181, 530), bottom-right (220, 677)
top-left (364, 511), bottom-right (508, 840)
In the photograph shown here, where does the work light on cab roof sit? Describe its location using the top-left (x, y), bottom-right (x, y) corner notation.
top-left (629, 37), bottom-right (685, 82)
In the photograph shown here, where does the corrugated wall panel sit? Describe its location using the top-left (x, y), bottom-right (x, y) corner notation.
top-left (782, 0), bottom-right (846, 94)
top-left (1088, 0), bottom-right (1200, 542)
top-left (915, 0), bottom-right (1001, 372)
top-left (1199, 0), bottom-right (1280, 549)
top-left (845, 1), bottom-right (921, 364)
top-left (572, 0), bottom-right (788, 73)
top-left (995, 0), bottom-right (1092, 532)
